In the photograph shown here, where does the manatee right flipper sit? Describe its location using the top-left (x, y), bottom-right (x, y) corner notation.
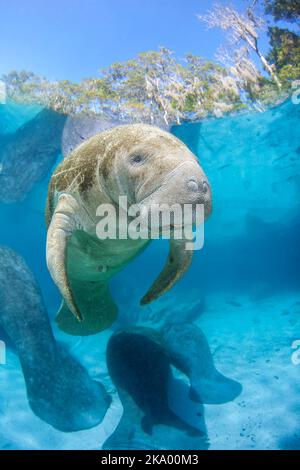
top-left (140, 238), bottom-right (193, 305)
top-left (56, 278), bottom-right (118, 336)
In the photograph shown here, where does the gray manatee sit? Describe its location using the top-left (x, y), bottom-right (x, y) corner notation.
top-left (103, 327), bottom-right (208, 450)
top-left (46, 124), bottom-right (212, 336)
top-left (61, 114), bottom-right (121, 158)
top-left (61, 114), bottom-right (171, 159)
top-left (161, 323), bottom-right (242, 404)
top-left (0, 245), bottom-right (110, 432)
top-left (0, 108), bottom-right (66, 203)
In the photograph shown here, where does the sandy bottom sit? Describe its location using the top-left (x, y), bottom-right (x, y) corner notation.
top-left (0, 291), bottom-right (299, 450)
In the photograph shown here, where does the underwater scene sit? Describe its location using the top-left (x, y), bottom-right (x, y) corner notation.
top-left (0, 97), bottom-right (299, 451)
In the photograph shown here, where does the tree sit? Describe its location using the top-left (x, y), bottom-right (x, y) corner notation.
top-left (2, 71), bottom-right (82, 114)
top-left (264, 0), bottom-right (300, 23)
top-left (182, 54), bottom-right (242, 118)
top-left (0, 52), bottom-right (249, 124)
top-left (101, 48), bottom-right (189, 125)
top-left (267, 26), bottom-right (300, 84)
top-left (2, 70), bottom-right (47, 104)
top-left (216, 46), bottom-right (263, 103)
top-left (4, 41), bottom-right (287, 124)
top-left (198, 3), bottom-right (282, 88)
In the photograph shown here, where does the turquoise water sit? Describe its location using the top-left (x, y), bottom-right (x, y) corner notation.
top-left (0, 99), bottom-right (300, 450)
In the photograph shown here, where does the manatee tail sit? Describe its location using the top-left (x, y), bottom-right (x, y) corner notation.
top-left (56, 279), bottom-right (118, 336)
top-left (103, 393), bottom-right (154, 450)
top-left (0, 245), bottom-right (110, 431)
top-left (24, 342), bottom-right (111, 432)
top-left (103, 394), bottom-right (207, 451)
top-left (162, 323), bottom-right (242, 405)
top-left (190, 372), bottom-right (242, 405)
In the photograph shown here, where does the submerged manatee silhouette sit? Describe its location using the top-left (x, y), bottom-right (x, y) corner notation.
top-left (104, 327), bottom-right (208, 450)
top-left (161, 323), bottom-right (242, 404)
top-left (46, 124), bottom-right (212, 336)
top-left (0, 245), bottom-right (110, 432)
top-left (0, 109), bottom-right (66, 203)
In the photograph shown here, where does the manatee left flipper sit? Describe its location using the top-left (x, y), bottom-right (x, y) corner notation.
top-left (0, 245), bottom-right (111, 432)
top-left (141, 238), bottom-right (193, 305)
top-left (161, 323), bottom-right (242, 405)
top-left (56, 278), bottom-right (118, 336)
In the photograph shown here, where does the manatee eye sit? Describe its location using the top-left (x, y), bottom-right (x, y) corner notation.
top-left (130, 154), bottom-right (144, 166)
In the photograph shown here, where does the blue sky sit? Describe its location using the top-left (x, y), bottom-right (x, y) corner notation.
top-left (0, 0), bottom-right (274, 81)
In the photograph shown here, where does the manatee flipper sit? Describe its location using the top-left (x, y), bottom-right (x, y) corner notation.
top-left (141, 238), bottom-right (193, 305)
top-left (46, 193), bottom-right (83, 320)
top-left (56, 278), bottom-right (118, 336)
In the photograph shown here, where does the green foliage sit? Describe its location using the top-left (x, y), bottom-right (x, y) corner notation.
top-left (268, 27), bottom-right (300, 85)
top-left (1, 1), bottom-right (299, 125)
top-left (264, 0), bottom-right (300, 23)
top-left (1, 48), bottom-right (245, 124)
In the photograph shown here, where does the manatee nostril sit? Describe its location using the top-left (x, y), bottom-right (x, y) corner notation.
top-left (187, 178), bottom-right (210, 196)
top-left (187, 179), bottom-right (199, 192)
top-left (202, 180), bottom-right (209, 194)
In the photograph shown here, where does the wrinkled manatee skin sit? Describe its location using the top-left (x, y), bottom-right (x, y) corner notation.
top-left (161, 323), bottom-right (242, 405)
top-left (0, 245), bottom-right (111, 432)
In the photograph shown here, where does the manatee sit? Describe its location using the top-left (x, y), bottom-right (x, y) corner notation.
top-left (0, 108), bottom-right (66, 203)
top-left (103, 327), bottom-right (208, 450)
top-left (62, 114), bottom-right (121, 157)
top-left (61, 114), bottom-right (171, 159)
top-left (46, 124), bottom-right (212, 336)
top-left (161, 323), bottom-right (242, 404)
top-left (0, 245), bottom-right (110, 432)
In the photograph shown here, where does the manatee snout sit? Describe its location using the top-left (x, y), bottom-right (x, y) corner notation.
top-left (142, 159), bottom-right (212, 222)
top-left (185, 175), bottom-right (212, 219)
top-left (143, 161), bottom-right (212, 223)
